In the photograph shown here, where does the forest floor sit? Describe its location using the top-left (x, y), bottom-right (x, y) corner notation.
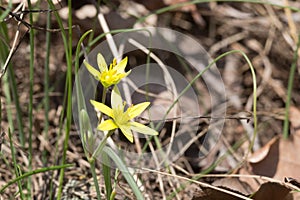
top-left (1, 0), bottom-right (300, 199)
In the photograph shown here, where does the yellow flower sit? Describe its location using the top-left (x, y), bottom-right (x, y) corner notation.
top-left (90, 86), bottom-right (158, 143)
top-left (84, 53), bottom-right (130, 88)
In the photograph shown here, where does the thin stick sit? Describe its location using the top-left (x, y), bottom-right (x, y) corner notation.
top-left (140, 167), bottom-right (253, 200)
top-left (97, 13), bottom-right (119, 59)
top-left (136, 113), bottom-right (252, 124)
top-left (0, 6), bottom-right (75, 32)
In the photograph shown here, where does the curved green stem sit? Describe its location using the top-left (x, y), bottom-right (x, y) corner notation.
top-left (150, 50), bottom-right (257, 154)
top-left (283, 33), bottom-right (300, 139)
top-left (0, 164), bottom-right (73, 194)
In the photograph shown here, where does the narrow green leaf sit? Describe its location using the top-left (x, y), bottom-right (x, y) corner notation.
top-left (103, 147), bottom-right (144, 200)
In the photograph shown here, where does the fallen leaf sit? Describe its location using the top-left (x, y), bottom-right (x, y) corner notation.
top-left (247, 136), bottom-right (279, 163)
top-left (289, 106), bottom-right (300, 135)
top-left (248, 134), bottom-right (300, 181)
top-left (192, 186), bottom-right (248, 200)
top-left (212, 178), bottom-right (253, 195)
top-left (192, 179), bottom-right (294, 200)
top-left (252, 182), bottom-right (292, 200)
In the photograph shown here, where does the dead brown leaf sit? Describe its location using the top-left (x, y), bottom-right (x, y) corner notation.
top-left (212, 178), bottom-right (253, 195)
top-left (192, 179), bottom-right (294, 200)
top-left (252, 182), bottom-right (293, 200)
top-left (247, 136), bottom-right (279, 163)
top-left (246, 133), bottom-right (300, 181)
top-left (289, 106), bottom-right (300, 135)
top-left (192, 186), bottom-right (248, 200)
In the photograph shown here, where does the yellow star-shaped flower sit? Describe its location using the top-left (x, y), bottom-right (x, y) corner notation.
top-left (84, 53), bottom-right (130, 88)
top-left (90, 86), bottom-right (158, 143)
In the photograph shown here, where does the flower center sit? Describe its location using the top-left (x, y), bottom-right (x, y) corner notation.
top-left (113, 105), bottom-right (130, 126)
top-left (100, 69), bottom-right (119, 85)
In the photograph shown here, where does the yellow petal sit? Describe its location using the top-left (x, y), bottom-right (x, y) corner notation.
top-left (114, 57), bottom-right (128, 73)
top-left (119, 125), bottom-right (134, 143)
top-left (111, 86), bottom-right (123, 110)
top-left (90, 100), bottom-right (113, 117)
top-left (98, 119), bottom-right (118, 131)
top-left (130, 122), bottom-right (158, 135)
top-left (128, 102), bottom-right (150, 119)
top-left (122, 70), bottom-right (131, 79)
top-left (84, 60), bottom-right (101, 79)
top-left (97, 53), bottom-right (108, 72)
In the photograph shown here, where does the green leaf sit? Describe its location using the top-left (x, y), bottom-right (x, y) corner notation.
top-left (103, 147), bottom-right (144, 200)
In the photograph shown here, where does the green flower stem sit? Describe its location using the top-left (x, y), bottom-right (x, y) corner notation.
top-left (91, 130), bottom-right (114, 160)
top-left (87, 130), bottom-right (114, 200)
top-left (98, 88), bottom-right (112, 199)
top-left (98, 87), bottom-right (108, 124)
top-left (102, 87), bottom-right (107, 104)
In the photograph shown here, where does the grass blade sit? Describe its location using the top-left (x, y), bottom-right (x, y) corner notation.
top-left (283, 33), bottom-right (300, 139)
top-left (104, 147), bottom-right (144, 200)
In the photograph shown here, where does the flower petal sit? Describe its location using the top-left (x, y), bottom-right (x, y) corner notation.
top-left (97, 53), bottom-right (108, 72)
top-left (114, 70), bottom-right (131, 83)
top-left (123, 70), bottom-right (131, 78)
top-left (111, 86), bottom-right (123, 110)
top-left (84, 60), bottom-right (101, 80)
top-left (119, 125), bottom-right (134, 143)
top-left (130, 122), bottom-right (158, 135)
top-left (114, 57), bottom-right (128, 73)
top-left (98, 119), bottom-right (118, 131)
top-left (90, 100), bottom-right (113, 117)
top-left (128, 102), bottom-right (150, 119)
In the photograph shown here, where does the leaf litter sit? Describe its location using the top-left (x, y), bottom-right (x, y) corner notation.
top-left (1, 0), bottom-right (300, 199)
